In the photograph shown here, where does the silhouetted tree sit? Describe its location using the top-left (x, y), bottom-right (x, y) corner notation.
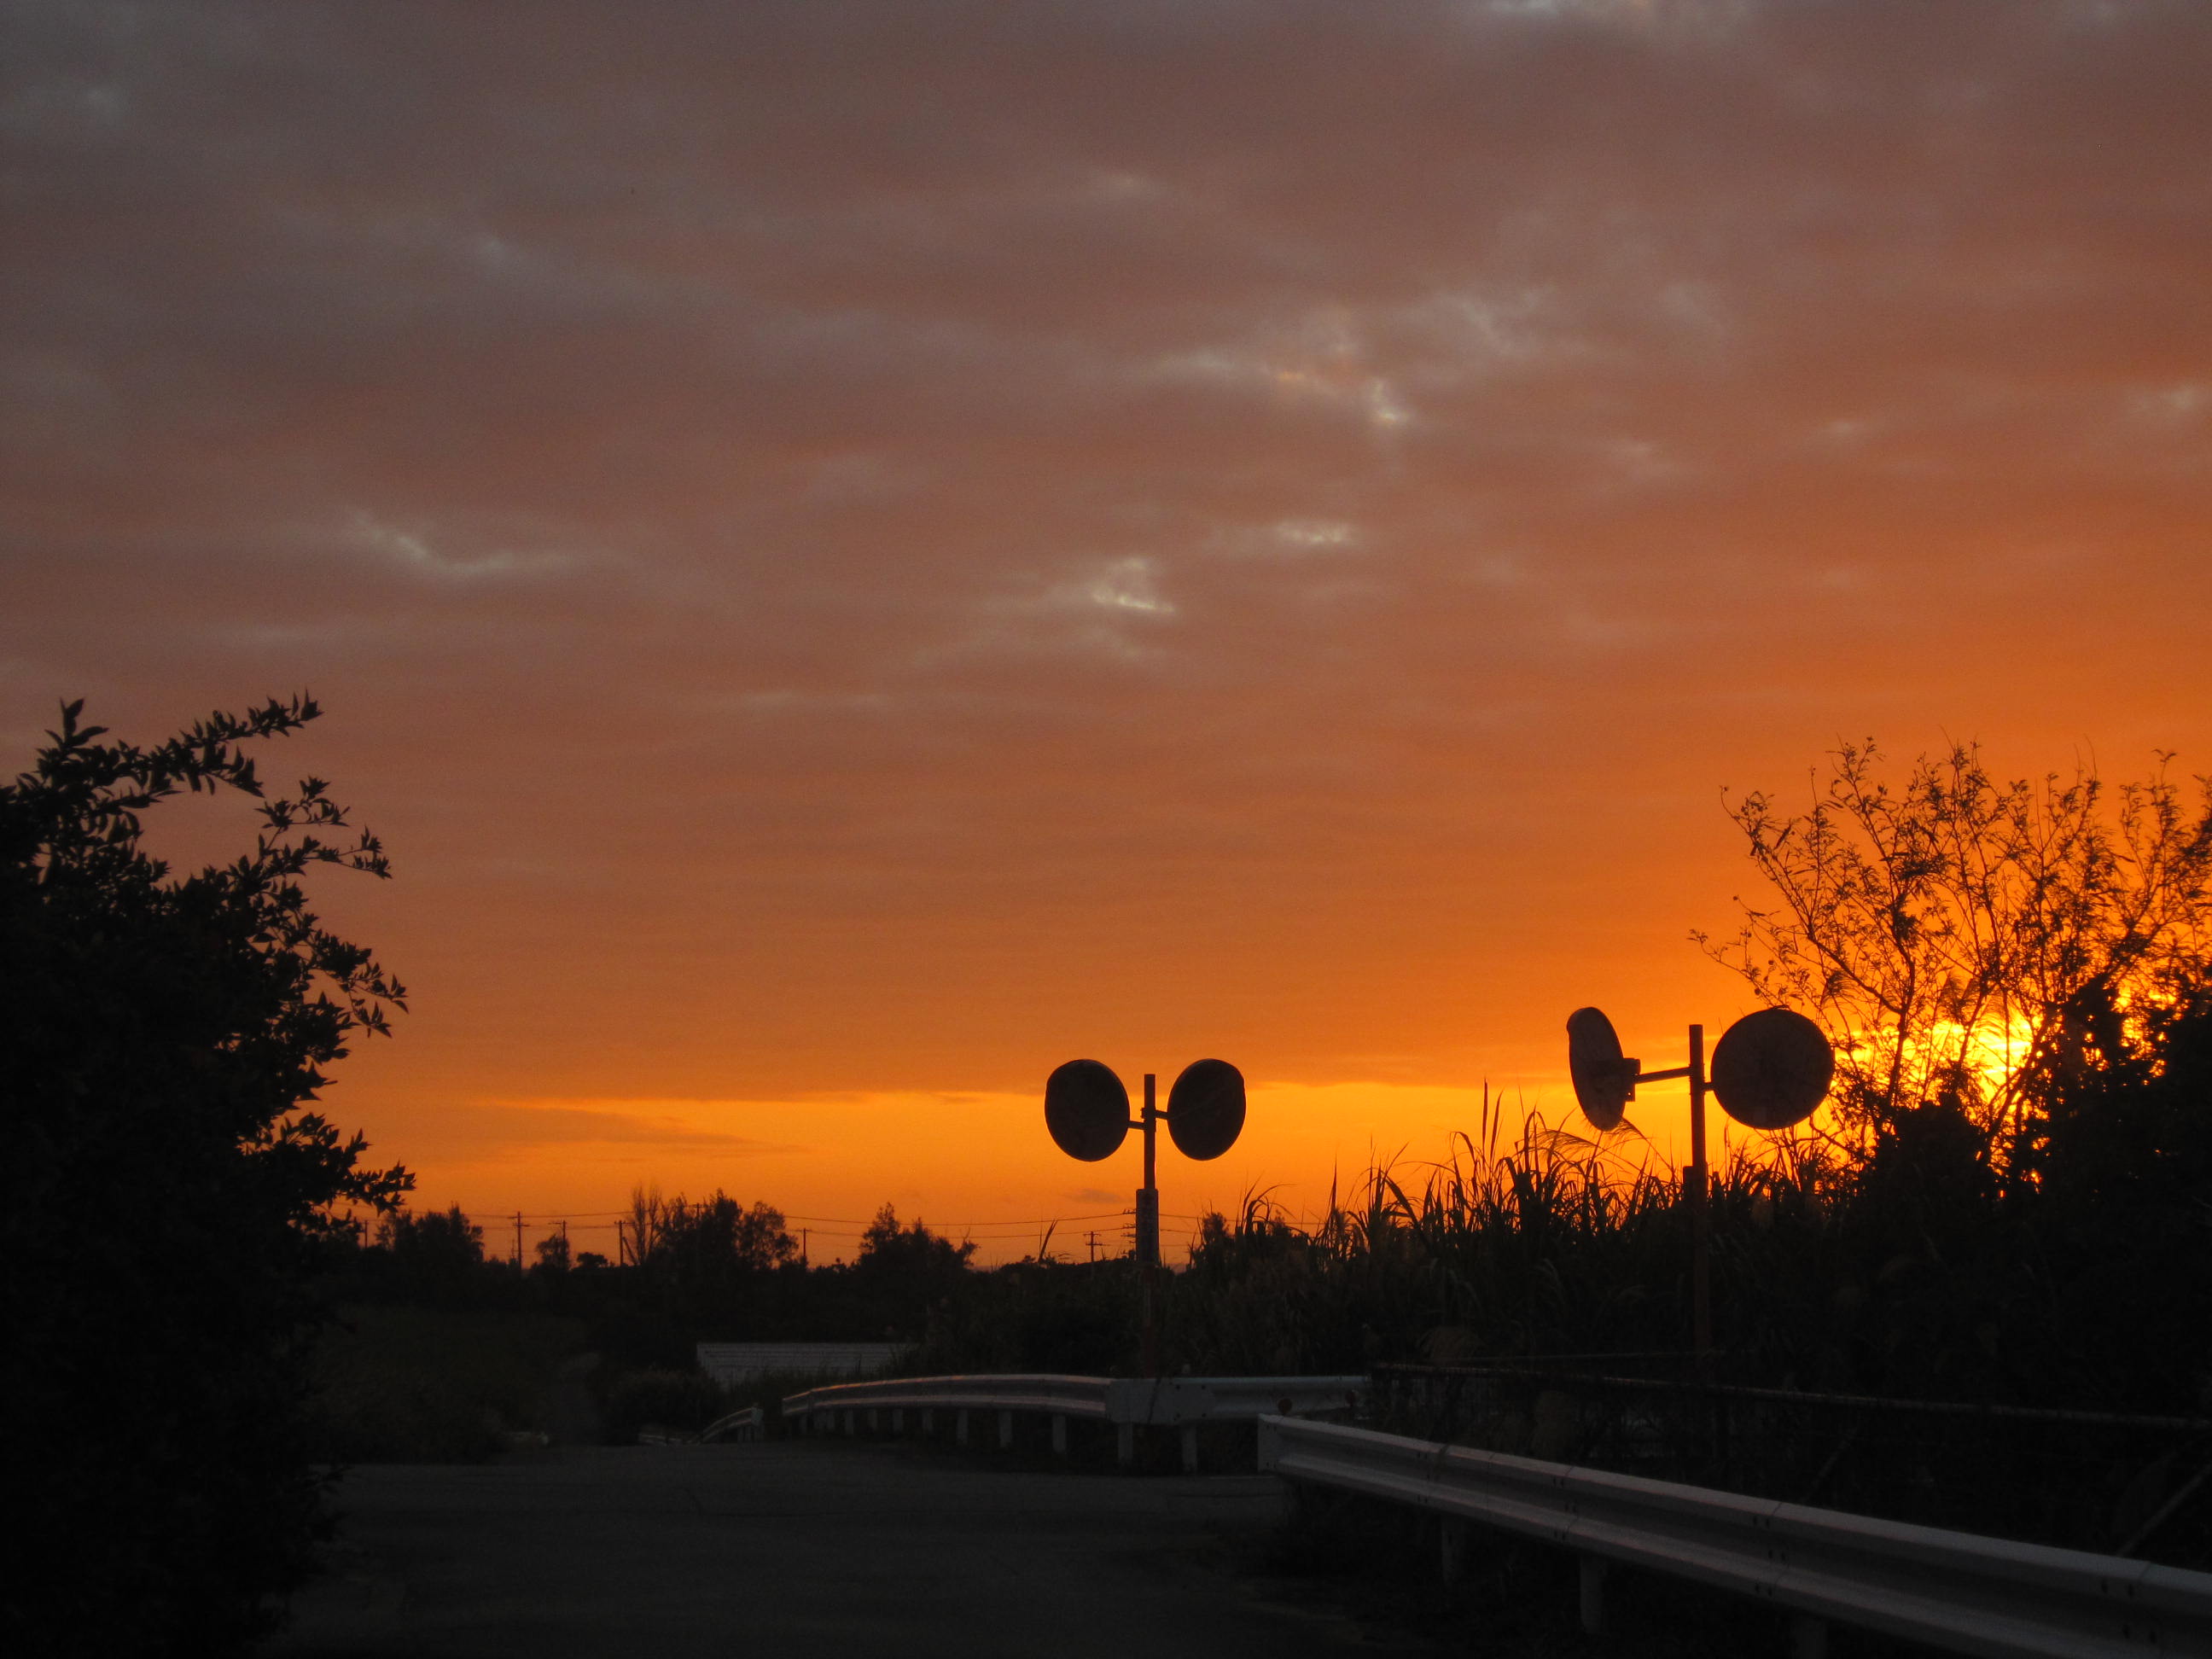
top-left (858, 1203), bottom-right (976, 1277)
top-left (652, 1191), bottom-right (800, 1281)
top-left (375, 1204), bottom-right (489, 1306)
top-left (1701, 741), bottom-right (2212, 1157)
top-left (609, 1187), bottom-right (801, 1338)
top-left (2003, 978), bottom-right (2212, 1411)
top-left (531, 1226), bottom-right (573, 1279)
top-left (854, 1204), bottom-right (976, 1337)
top-left (628, 1187), bottom-right (798, 1285)
top-left (1, 697), bottom-right (409, 1655)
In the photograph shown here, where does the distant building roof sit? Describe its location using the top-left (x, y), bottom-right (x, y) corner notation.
top-left (696, 1342), bottom-right (909, 1384)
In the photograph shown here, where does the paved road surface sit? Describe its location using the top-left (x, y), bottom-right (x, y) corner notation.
top-left (275, 1439), bottom-right (1417, 1657)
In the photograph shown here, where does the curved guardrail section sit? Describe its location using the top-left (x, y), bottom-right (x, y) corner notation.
top-left (698, 1406), bottom-right (765, 1444)
top-left (783, 1373), bottom-right (1364, 1469)
top-left (784, 1373), bottom-right (1117, 1423)
top-left (1258, 1415), bottom-right (2212, 1658)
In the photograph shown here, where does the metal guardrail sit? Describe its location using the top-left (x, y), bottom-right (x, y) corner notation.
top-left (636, 1406), bottom-right (765, 1446)
top-left (699, 1406), bottom-right (765, 1444)
top-left (1375, 1362), bottom-right (2212, 1559)
top-left (1259, 1415), bottom-right (2212, 1658)
top-left (783, 1373), bottom-right (1364, 1470)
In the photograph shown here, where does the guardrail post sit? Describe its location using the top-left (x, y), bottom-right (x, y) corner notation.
top-left (998, 1410), bottom-right (1014, 1450)
top-left (891, 1408), bottom-right (904, 1435)
top-left (1790, 1615), bottom-right (1827, 1659)
top-left (956, 1409), bottom-right (969, 1447)
top-left (1578, 1555), bottom-right (1608, 1634)
top-left (1439, 1518), bottom-right (1466, 1583)
top-left (1180, 1423), bottom-right (1199, 1474)
top-left (842, 1410), bottom-right (855, 1436)
top-left (922, 1408), bottom-right (934, 1437)
top-left (1116, 1423), bottom-right (1135, 1467)
top-left (1052, 1415), bottom-right (1068, 1457)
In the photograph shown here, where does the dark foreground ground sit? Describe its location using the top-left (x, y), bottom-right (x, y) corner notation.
top-left (271, 1437), bottom-right (1419, 1658)
top-left (273, 1436), bottom-right (1923, 1658)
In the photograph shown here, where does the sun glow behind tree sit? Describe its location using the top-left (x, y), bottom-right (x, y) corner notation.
top-left (1699, 742), bottom-right (2212, 1161)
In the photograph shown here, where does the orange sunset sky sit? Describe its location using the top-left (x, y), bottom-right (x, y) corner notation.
top-left (7, 2), bottom-right (2210, 1265)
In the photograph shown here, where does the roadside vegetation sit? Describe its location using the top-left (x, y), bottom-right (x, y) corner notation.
top-left (306, 1305), bottom-right (587, 1464)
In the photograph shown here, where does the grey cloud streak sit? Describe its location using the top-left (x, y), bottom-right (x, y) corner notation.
top-left (4, 0), bottom-right (2209, 1106)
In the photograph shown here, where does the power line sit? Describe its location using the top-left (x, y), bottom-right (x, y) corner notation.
top-left (430, 1206), bottom-right (1155, 1229)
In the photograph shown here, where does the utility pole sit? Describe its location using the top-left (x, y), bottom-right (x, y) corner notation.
top-left (514, 1211), bottom-right (523, 1272)
top-left (800, 1226), bottom-right (809, 1267)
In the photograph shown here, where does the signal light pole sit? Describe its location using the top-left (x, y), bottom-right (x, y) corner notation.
top-left (1045, 1057), bottom-right (1246, 1379)
top-left (1138, 1074), bottom-right (1161, 1374)
top-left (1624, 1025), bottom-right (1713, 1359)
top-left (1569, 1005), bottom-right (1833, 1368)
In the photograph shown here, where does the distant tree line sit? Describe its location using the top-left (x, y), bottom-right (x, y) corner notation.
top-left (329, 1192), bottom-right (977, 1369)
